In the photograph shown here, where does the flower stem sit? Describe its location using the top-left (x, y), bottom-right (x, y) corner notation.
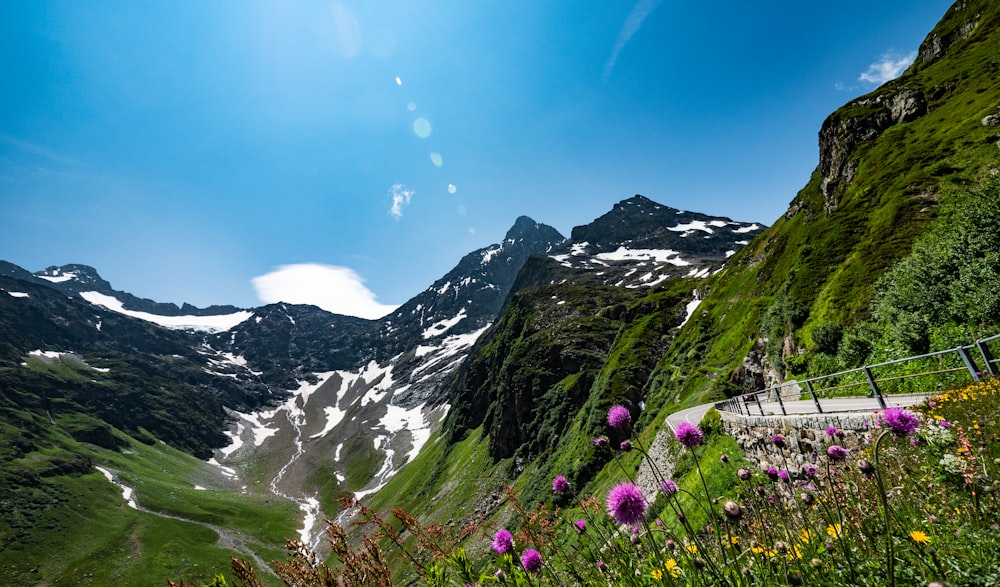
top-left (873, 430), bottom-right (896, 587)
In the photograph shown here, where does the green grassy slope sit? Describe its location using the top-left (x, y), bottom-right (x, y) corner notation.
top-left (644, 0), bottom-right (1000, 411)
top-left (1, 392), bottom-right (298, 586)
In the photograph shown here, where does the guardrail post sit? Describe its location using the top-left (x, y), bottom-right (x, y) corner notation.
top-left (863, 366), bottom-right (886, 410)
top-left (773, 385), bottom-right (787, 415)
top-left (754, 393), bottom-right (764, 416)
top-left (804, 380), bottom-right (822, 413)
top-left (957, 346), bottom-right (981, 383)
top-left (976, 340), bottom-right (997, 377)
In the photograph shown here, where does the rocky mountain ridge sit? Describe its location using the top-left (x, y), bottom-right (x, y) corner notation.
top-left (1, 194), bottom-right (766, 538)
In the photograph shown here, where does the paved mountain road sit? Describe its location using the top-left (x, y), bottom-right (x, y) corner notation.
top-left (664, 392), bottom-right (935, 431)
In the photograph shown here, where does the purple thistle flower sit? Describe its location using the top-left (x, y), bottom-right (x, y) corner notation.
top-left (939, 421), bottom-right (951, 428)
top-left (827, 445), bottom-right (849, 461)
top-left (660, 479), bottom-right (678, 495)
top-left (491, 529), bottom-right (514, 554)
top-left (607, 405), bottom-right (631, 429)
top-left (619, 440), bottom-right (632, 452)
top-left (766, 466), bottom-right (779, 480)
top-left (520, 549), bottom-right (543, 574)
top-left (737, 468), bottom-right (752, 480)
top-left (720, 454), bottom-right (729, 463)
top-left (882, 407), bottom-right (920, 436)
top-left (772, 434), bottom-right (786, 448)
top-left (778, 469), bottom-right (790, 482)
top-left (803, 464), bottom-right (818, 477)
top-left (606, 482), bottom-right (647, 525)
top-left (593, 436), bottom-right (608, 447)
top-left (552, 475), bottom-right (570, 493)
top-left (824, 425), bottom-right (838, 437)
top-left (574, 519), bottom-right (587, 533)
top-left (674, 422), bottom-right (704, 448)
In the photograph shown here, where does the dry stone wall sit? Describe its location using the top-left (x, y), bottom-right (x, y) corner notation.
top-left (720, 411), bottom-right (879, 473)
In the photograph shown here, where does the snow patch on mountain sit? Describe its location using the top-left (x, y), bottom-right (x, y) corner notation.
top-left (37, 270), bottom-right (79, 283)
top-left (595, 246), bottom-right (692, 266)
top-left (680, 290), bottom-right (702, 328)
top-left (6, 290), bottom-right (29, 298)
top-left (95, 466), bottom-right (138, 509)
top-left (355, 402), bottom-right (449, 500)
top-left (481, 245), bottom-right (501, 265)
top-left (80, 291), bottom-right (253, 332)
top-left (422, 307), bottom-right (468, 339)
top-left (310, 405), bottom-right (347, 440)
top-left (669, 220), bottom-right (715, 234)
top-left (415, 325), bottom-right (489, 361)
top-left (28, 349), bottom-right (110, 372)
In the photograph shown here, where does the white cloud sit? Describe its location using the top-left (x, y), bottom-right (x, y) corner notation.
top-left (858, 50), bottom-right (917, 85)
top-left (603, 0), bottom-right (663, 84)
top-left (251, 264), bottom-right (398, 319)
top-left (388, 183), bottom-right (414, 219)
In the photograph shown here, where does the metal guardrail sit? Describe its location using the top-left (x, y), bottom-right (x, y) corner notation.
top-left (716, 333), bottom-right (1000, 416)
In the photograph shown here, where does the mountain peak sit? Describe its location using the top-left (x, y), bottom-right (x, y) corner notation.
top-left (503, 216), bottom-right (565, 249)
top-left (36, 264), bottom-right (112, 290)
top-left (620, 194), bottom-right (666, 207)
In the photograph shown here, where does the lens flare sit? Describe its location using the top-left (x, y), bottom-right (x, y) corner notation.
top-left (412, 118), bottom-right (432, 138)
top-left (430, 152), bottom-right (443, 167)
top-left (448, 183), bottom-right (457, 194)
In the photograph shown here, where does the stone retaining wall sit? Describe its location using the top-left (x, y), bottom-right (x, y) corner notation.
top-left (720, 411), bottom-right (879, 473)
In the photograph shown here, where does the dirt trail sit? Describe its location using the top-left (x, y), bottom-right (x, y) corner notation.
top-left (96, 466), bottom-right (278, 578)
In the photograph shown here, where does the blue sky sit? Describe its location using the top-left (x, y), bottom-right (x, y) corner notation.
top-left (1, 1), bottom-right (952, 318)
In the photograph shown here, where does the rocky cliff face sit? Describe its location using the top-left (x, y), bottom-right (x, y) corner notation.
top-left (918, 0), bottom-right (984, 65)
top-left (815, 0), bottom-right (992, 216)
top-left (817, 88), bottom-right (929, 214)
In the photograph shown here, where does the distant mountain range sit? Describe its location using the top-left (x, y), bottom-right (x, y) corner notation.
top-left (0, 194), bottom-right (764, 545)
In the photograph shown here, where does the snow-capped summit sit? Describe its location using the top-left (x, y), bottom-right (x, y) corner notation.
top-left (548, 195), bottom-right (766, 288)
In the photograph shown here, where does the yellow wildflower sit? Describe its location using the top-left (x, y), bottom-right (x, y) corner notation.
top-left (686, 543), bottom-right (698, 554)
top-left (665, 559), bottom-right (681, 578)
top-left (651, 569), bottom-right (663, 580)
top-left (910, 530), bottom-right (930, 544)
top-left (826, 523), bottom-right (842, 539)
